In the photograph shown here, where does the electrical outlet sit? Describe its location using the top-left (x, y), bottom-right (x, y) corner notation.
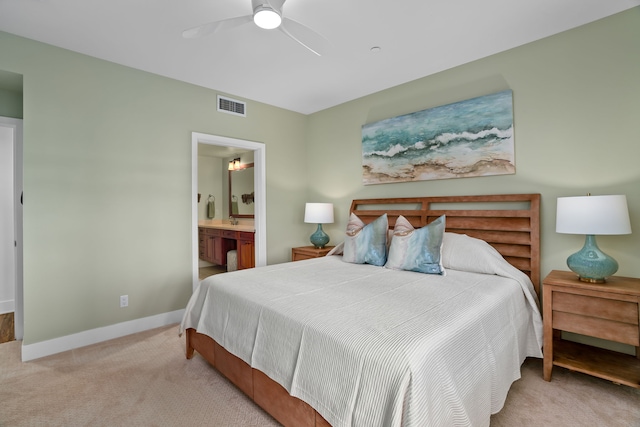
top-left (120, 295), bottom-right (128, 308)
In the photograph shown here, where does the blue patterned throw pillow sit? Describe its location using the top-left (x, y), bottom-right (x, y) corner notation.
top-left (385, 215), bottom-right (446, 275)
top-left (342, 213), bottom-right (388, 266)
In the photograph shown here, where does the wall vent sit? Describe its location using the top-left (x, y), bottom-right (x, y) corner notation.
top-left (217, 95), bottom-right (246, 117)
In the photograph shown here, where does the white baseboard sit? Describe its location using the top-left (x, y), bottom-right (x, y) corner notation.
top-left (0, 299), bottom-right (14, 315)
top-left (21, 309), bottom-right (184, 362)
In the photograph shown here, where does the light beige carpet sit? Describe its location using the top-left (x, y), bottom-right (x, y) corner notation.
top-left (492, 357), bottom-right (640, 427)
top-left (1, 324), bottom-right (638, 427)
top-left (0, 325), bottom-right (279, 427)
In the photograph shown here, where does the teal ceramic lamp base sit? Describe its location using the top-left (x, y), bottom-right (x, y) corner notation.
top-left (567, 235), bottom-right (618, 283)
top-left (310, 224), bottom-right (330, 249)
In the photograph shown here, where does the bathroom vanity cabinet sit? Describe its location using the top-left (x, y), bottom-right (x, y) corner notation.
top-left (198, 226), bottom-right (255, 270)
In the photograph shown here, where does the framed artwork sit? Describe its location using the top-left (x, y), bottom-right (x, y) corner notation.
top-left (362, 90), bottom-right (515, 185)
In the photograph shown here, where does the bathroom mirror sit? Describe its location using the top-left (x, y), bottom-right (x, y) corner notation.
top-left (229, 163), bottom-right (254, 218)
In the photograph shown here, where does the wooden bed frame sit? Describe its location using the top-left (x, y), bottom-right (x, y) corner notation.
top-left (185, 193), bottom-right (541, 427)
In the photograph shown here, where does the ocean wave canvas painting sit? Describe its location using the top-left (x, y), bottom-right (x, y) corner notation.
top-left (362, 90), bottom-right (515, 185)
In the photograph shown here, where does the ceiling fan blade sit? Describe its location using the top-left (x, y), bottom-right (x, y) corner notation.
top-left (182, 15), bottom-right (253, 39)
top-left (279, 17), bottom-right (329, 56)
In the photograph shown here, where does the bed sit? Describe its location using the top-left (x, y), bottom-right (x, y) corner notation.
top-left (180, 194), bottom-right (543, 427)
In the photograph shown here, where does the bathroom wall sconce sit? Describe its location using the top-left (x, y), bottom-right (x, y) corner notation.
top-left (228, 158), bottom-right (241, 170)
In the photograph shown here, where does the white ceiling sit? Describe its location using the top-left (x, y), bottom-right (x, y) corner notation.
top-left (0, 0), bottom-right (638, 114)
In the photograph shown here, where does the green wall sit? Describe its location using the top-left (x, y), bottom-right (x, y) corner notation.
top-left (1, 7), bottom-right (639, 347)
top-left (0, 32), bottom-right (309, 345)
top-left (307, 8), bottom-right (640, 283)
top-left (0, 87), bottom-right (22, 118)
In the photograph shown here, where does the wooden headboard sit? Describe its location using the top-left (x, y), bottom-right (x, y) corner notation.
top-left (349, 194), bottom-right (541, 295)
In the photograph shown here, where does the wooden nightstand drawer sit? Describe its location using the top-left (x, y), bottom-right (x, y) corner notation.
top-left (293, 253), bottom-right (316, 261)
top-left (551, 290), bottom-right (640, 345)
top-left (291, 246), bottom-right (334, 261)
top-left (553, 292), bottom-right (639, 324)
top-left (553, 311), bottom-right (639, 346)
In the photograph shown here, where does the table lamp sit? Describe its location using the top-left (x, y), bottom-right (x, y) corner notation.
top-left (304, 203), bottom-right (334, 249)
top-left (556, 194), bottom-right (632, 283)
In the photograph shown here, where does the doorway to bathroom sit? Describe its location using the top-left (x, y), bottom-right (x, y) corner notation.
top-left (191, 132), bottom-right (266, 292)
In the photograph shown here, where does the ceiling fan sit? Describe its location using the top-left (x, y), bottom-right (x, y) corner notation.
top-left (182, 0), bottom-right (327, 56)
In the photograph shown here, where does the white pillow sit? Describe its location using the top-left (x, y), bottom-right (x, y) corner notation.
top-left (442, 232), bottom-right (506, 274)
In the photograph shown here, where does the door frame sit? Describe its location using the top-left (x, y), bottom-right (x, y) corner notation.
top-left (0, 116), bottom-right (23, 340)
top-left (191, 132), bottom-right (266, 292)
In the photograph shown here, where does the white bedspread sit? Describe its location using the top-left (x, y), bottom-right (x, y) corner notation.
top-left (180, 256), bottom-right (543, 427)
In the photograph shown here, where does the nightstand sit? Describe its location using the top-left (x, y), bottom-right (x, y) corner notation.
top-left (291, 246), bottom-right (335, 261)
top-left (542, 270), bottom-right (640, 388)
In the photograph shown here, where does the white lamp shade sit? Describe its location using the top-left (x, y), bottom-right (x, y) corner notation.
top-left (304, 203), bottom-right (334, 224)
top-left (556, 195), bottom-right (632, 235)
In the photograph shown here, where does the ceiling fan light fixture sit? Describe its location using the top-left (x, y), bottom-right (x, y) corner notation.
top-left (253, 6), bottom-right (282, 29)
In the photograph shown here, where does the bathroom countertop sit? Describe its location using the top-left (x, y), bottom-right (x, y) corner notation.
top-left (198, 220), bottom-right (255, 233)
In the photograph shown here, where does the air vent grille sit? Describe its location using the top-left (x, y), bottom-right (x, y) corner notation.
top-left (217, 95), bottom-right (246, 117)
